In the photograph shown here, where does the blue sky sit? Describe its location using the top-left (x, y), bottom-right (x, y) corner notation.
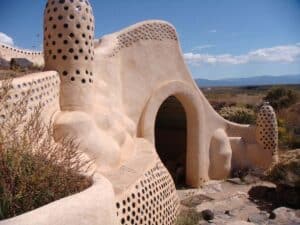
top-left (0, 0), bottom-right (300, 79)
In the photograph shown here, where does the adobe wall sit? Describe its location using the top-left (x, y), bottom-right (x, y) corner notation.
top-left (0, 44), bottom-right (44, 66)
top-left (0, 71), bottom-right (60, 125)
top-left (0, 0), bottom-right (279, 224)
top-left (92, 19), bottom-right (278, 185)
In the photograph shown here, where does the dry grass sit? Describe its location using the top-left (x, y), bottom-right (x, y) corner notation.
top-left (0, 80), bottom-right (93, 219)
top-left (176, 208), bottom-right (201, 225)
top-left (266, 149), bottom-right (300, 187)
top-left (0, 64), bottom-right (43, 81)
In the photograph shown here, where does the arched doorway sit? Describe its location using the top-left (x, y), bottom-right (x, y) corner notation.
top-left (155, 96), bottom-right (187, 187)
top-left (139, 81), bottom-right (206, 187)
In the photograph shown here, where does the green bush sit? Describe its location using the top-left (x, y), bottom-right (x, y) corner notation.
top-left (264, 87), bottom-right (298, 111)
top-left (219, 106), bottom-right (256, 124)
top-left (0, 81), bottom-right (93, 219)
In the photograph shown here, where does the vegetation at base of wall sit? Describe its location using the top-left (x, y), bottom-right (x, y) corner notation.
top-left (0, 80), bottom-right (93, 220)
top-left (219, 106), bottom-right (256, 125)
top-left (176, 208), bottom-right (201, 225)
top-left (277, 119), bottom-right (300, 149)
top-left (266, 149), bottom-right (300, 188)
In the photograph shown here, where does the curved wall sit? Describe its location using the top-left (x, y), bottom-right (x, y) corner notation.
top-left (0, 44), bottom-right (44, 66)
top-left (138, 81), bottom-right (208, 186)
top-left (0, 0), bottom-right (279, 222)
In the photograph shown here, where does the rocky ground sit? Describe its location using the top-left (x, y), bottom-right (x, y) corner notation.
top-left (176, 149), bottom-right (300, 225)
top-left (177, 177), bottom-right (300, 225)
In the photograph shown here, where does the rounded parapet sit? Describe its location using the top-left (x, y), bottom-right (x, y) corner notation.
top-left (0, 174), bottom-right (118, 225)
top-left (109, 20), bottom-right (178, 57)
top-left (256, 102), bottom-right (278, 161)
top-left (44, 0), bottom-right (95, 110)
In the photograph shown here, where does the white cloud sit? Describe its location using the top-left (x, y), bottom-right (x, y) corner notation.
top-left (184, 43), bottom-right (300, 66)
top-left (0, 32), bottom-right (14, 46)
top-left (209, 29), bottom-right (217, 33)
top-left (192, 44), bottom-right (215, 52)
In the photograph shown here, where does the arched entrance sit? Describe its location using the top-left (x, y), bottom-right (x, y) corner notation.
top-left (155, 96), bottom-right (187, 187)
top-left (139, 81), bottom-right (207, 187)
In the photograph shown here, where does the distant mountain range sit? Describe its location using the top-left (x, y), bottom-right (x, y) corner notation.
top-left (196, 74), bottom-right (300, 87)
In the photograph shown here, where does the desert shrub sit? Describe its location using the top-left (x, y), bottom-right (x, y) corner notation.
top-left (210, 101), bottom-right (237, 111)
top-left (266, 149), bottom-right (300, 187)
top-left (278, 125), bottom-right (289, 149)
top-left (277, 119), bottom-right (300, 149)
top-left (210, 101), bottom-right (226, 111)
top-left (176, 208), bottom-right (201, 225)
top-left (245, 103), bottom-right (255, 110)
top-left (264, 87), bottom-right (298, 111)
top-left (0, 81), bottom-right (93, 219)
top-left (219, 106), bottom-right (256, 124)
top-left (289, 137), bottom-right (300, 149)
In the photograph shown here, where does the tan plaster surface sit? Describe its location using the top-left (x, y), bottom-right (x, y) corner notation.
top-left (0, 0), bottom-right (279, 224)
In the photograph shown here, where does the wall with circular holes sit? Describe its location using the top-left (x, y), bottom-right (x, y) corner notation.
top-left (115, 160), bottom-right (180, 225)
top-left (0, 71), bottom-right (60, 124)
top-left (256, 103), bottom-right (278, 157)
top-left (109, 21), bottom-right (178, 57)
top-left (44, 0), bottom-right (94, 85)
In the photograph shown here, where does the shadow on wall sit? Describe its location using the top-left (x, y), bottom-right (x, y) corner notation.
top-left (155, 96), bottom-right (187, 188)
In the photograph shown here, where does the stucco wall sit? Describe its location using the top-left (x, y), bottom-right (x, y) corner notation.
top-left (93, 21), bottom-right (232, 185)
top-left (0, 44), bottom-right (44, 66)
top-left (0, 71), bottom-right (60, 125)
top-left (0, 0), bottom-right (278, 223)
